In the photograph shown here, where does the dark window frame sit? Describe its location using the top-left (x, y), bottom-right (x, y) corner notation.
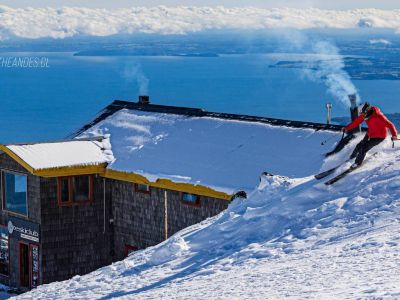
top-left (0, 224), bottom-right (9, 278)
top-left (1, 170), bottom-right (28, 217)
top-left (134, 183), bottom-right (151, 195)
top-left (57, 175), bottom-right (94, 206)
top-left (181, 193), bottom-right (201, 207)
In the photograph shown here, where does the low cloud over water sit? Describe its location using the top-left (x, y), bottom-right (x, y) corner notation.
top-left (0, 6), bottom-right (400, 40)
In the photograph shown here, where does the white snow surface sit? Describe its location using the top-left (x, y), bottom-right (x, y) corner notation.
top-left (6, 138), bottom-right (114, 170)
top-left (16, 135), bottom-right (400, 299)
top-left (81, 109), bottom-right (339, 193)
top-left (1, 6), bottom-right (400, 40)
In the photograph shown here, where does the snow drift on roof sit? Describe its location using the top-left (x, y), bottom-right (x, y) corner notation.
top-left (81, 109), bottom-right (340, 193)
top-left (6, 138), bottom-right (114, 170)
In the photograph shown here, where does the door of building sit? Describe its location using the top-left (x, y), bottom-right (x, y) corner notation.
top-left (19, 243), bottom-right (29, 288)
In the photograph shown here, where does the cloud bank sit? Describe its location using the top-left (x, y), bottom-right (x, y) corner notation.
top-left (0, 6), bottom-right (400, 40)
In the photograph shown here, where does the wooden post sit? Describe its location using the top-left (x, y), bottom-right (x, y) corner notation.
top-left (164, 190), bottom-right (168, 240)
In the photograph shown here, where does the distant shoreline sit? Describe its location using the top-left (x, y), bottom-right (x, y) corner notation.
top-left (73, 51), bottom-right (219, 57)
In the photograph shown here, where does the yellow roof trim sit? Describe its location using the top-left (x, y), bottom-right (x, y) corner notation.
top-left (33, 164), bottom-right (107, 177)
top-left (103, 169), bottom-right (232, 201)
top-left (104, 169), bottom-right (150, 184)
top-left (152, 178), bottom-right (232, 201)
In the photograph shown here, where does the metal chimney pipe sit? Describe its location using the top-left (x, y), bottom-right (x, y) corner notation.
top-left (348, 94), bottom-right (361, 133)
top-left (138, 95), bottom-right (150, 105)
top-left (326, 103), bottom-right (332, 125)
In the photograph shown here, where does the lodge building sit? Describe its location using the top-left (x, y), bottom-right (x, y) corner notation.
top-left (0, 97), bottom-right (341, 291)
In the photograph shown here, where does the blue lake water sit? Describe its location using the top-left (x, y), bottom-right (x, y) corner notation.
top-left (0, 52), bottom-right (399, 143)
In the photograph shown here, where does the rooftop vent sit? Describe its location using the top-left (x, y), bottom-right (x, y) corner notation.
top-left (326, 103), bottom-right (332, 125)
top-left (138, 95), bottom-right (150, 105)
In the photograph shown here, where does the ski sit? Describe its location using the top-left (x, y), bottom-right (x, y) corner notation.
top-left (314, 158), bottom-right (352, 180)
top-left (324, 152), bottom-right (378, 186)
top-left (324, 165), bottom-right (359, 185)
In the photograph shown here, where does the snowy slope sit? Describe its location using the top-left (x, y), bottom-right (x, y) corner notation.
top-left (16, 134), bottom-right (400, 299)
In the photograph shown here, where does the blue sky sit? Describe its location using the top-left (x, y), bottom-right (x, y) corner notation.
top-left (2, 0), bottom-right (400, 9)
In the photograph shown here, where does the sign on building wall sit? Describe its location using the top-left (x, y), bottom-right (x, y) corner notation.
top-left (7, 216), bottom-right (40, 243)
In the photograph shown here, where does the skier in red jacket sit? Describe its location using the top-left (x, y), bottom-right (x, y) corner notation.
top-left (343, 103), bottom-right (398, 167)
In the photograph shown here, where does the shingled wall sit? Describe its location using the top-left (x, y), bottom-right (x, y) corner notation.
top-left (110, 179), bottom-right (229, 261)
top-left (40, 176), bottom-right (112, 284)
top-left (166, 191), bottom-right (229, 237)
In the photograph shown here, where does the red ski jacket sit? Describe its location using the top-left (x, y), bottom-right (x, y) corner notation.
top-left (345, 106), bottom-right (398, 139)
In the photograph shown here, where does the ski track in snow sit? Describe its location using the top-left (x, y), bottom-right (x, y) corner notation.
top-left (15, 134), bottom-right (400, 299)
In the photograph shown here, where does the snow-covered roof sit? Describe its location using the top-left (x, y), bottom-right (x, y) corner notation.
top-left (80, 107), bottom-right (341, 194)
top-left (1, 101), bottom-right (343, 195)
top-left (3, 139), bottom-right (114, 171)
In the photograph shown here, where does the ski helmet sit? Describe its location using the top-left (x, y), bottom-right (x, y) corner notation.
top-left (361, 102), bottom-right (371, 114)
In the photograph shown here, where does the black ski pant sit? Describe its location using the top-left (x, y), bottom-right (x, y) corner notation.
top-left (350, 134), bottom-right (384, 165)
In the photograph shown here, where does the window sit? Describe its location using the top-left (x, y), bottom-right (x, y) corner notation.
top-left (181, 193), bottom-right (200, 206)
top-left (72, 176), bottom-right (90, 202)
top-left (2, 171), bottom-right (28, 215)
top-left (134, 183), bottom-right (151, 194)
top-left (0, 226), bottom-right (9, 276)
top-left (57, 175), bottom-right (94, 206)
top-left (59, 177), bottom-right (69, 204)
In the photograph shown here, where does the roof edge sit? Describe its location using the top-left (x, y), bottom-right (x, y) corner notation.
top-left (34, 163), bottom-right (107, 177)
top-left (69, 100), bottom-right (345, 138)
